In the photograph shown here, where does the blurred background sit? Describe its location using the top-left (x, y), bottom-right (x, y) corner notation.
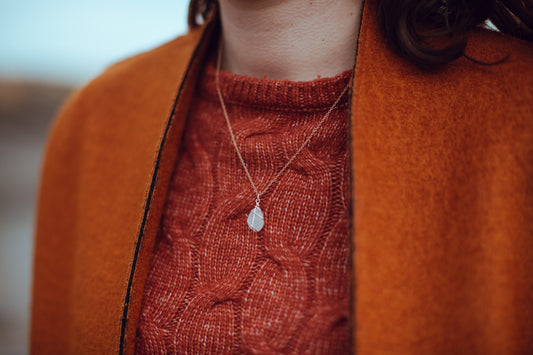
top-left (0, 1), bottom-right (189, 353)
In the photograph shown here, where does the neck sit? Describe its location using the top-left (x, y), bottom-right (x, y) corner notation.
top-left (217, 0), bottom-right (363, 81)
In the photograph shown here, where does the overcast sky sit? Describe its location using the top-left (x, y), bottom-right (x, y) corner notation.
top-left (0, 0), bottom-right (189, 85)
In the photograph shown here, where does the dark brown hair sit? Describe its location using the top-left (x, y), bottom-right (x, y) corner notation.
top-left (187, 0), bottom-right (533, 67)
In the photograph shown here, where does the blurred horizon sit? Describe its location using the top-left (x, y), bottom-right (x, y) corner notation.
top-left (0, 2), bottom-right (189, 353)
top-left (0, 0), bottom-right (189, 86)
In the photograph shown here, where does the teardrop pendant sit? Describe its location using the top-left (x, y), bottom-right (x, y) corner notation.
top-left (247, 205), bottom-right (264, 232)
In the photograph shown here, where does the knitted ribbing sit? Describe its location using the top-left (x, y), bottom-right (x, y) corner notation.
top-left (135, 53), bottom-right (352, 354)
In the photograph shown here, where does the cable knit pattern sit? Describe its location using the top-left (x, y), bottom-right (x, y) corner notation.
top-left (135, 53), bottom-right (352, 354)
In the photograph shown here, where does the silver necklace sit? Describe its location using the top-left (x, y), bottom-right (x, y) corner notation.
top-left (215, 43), bottom-right (351, 232)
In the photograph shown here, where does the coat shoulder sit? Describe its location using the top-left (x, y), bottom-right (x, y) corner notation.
top-left (469, 28), bottom-right (533, 62)
top-left (70, 26), bottom-right (205, 111)
top-left (47, 26), bottom-right (207, 145)
top-left (464, 28), bottom-right (533, 87)
top-left (93, 26), bottom-right (206, 90)
top-left (439, 29), bottom-right (533, 123)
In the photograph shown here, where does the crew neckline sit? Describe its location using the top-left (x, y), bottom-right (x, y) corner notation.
top-left (197, 51), bottom-right (353, 112)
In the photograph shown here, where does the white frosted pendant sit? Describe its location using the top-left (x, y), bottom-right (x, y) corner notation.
top-left (247, 206), bottom-right (264, 232)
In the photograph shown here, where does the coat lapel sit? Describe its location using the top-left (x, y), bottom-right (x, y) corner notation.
top-left (351, 1), bottom-right (533, 353)
top-left (118, 20), bottom-right (218, 354)
top-left (32, 18), bottom-right (217, 355)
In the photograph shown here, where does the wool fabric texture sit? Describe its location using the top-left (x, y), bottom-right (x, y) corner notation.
top-left (30, 3), bottom-right (533, 353)
top-left (135, 54), bottom-right (353, 354)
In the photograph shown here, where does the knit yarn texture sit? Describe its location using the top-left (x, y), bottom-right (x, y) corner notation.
top-left (135, 54), bottom-right (352, 354)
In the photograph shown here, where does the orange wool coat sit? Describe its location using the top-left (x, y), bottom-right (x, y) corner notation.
top-left (31, 2), bottom-right (533, 354)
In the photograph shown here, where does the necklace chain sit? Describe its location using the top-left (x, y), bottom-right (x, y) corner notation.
top-left (215, 42), bottom-right (351, 207)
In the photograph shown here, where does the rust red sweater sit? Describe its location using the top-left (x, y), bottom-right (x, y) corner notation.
top-left (135, 53), bottom-right (353, 354)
